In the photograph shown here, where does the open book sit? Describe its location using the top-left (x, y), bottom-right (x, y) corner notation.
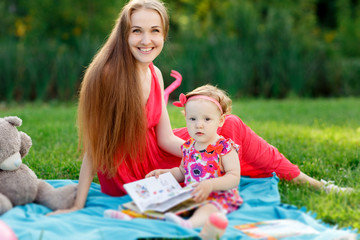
top-left (123, 172), bottom-right (201, 219)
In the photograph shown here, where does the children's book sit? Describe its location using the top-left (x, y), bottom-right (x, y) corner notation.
top-left (121, 198), bottom-right (203, 220)
top-left (123, 172), bottom-right (201, 219)
top-left (234, 219), bottom-right (320, 239)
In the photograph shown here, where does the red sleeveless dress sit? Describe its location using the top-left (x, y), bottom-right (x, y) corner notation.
top-left (98, 63), bottom-right (300, 196)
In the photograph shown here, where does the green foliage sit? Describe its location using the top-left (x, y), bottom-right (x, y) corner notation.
top-left (1, 0), bottom-right (360, 101)
top-left (2, 0), bottom-right (126, 41)
top-left (1, 98), bottom-right (359, 228)
top-left (159, 0), bottom-right (360, 98)
top-left (0, 37), bottom-right (100, 101)
top-left (336, 0), bottom-right (360, 57)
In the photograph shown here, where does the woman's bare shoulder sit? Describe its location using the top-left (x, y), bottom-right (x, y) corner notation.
top-left (153, 64), bottom-right (164, 88)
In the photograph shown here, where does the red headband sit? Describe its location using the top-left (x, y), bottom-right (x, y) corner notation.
top-left (173, 93), bottom-right (223, 114)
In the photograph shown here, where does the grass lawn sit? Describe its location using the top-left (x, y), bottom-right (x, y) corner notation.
top-left (1, 98), bottom-right (359, 229)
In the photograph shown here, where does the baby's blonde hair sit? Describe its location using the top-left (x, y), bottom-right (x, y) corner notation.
top-left (185, 84), bottom-right (232, 115)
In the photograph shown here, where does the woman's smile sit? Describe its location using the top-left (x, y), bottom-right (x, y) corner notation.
top-left (128, 8), bottom-right (164, 65)
top-left (138, 47), bottom-right (154, 53)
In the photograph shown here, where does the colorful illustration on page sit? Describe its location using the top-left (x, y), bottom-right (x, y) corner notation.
top-left (135, 183), bottom-right (150, 199)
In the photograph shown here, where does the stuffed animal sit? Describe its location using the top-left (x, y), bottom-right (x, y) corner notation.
top-left (0, 116), bottom-right (77, 215)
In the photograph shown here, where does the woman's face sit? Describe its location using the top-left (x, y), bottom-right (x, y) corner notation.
top-left (128, 8), bottom-right (164, 65)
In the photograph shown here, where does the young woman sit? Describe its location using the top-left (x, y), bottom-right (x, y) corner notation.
top-left (50, 0), bottom-right (350, 216)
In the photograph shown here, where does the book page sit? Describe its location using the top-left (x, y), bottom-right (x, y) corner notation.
top-left (145, 188), bottom-right (192, 212)
top-left (234, 219), bottom-right (319, 239)
top-left (122, 199), bottom-right (204, 220)
top-left (123, 172), bottom-right (192, 213)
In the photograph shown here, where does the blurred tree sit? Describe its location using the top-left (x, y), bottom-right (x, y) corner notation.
top-left (316, 0), bottom-right (337, 29)
top-left (1, 0), bottom-right (360, 100)
top-left (336, 0), bottom-right (360, 57)
top-left (1, 0), bottom-right (127, 43)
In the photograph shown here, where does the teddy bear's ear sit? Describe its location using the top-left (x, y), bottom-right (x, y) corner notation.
top-left (4, 116), bottom-right (22, 127)
top-left (19, 131), bottom-right (32, 158)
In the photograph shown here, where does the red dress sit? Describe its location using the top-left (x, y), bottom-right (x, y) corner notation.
top-left (98, 63), bottom-right (300, 196)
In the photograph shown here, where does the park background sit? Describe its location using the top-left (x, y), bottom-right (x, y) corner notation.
top-left (1, 0), bottom-right (360, 101)
top-left (1, 0), bottom-right (360, 232)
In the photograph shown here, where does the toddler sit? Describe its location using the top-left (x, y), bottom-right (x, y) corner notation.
top-left (146, 85), bottom-right (242, 238)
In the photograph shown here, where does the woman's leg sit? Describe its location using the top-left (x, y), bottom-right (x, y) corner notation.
top-left (218, 115), bottom-right (301, 180)
top-left (292, 172), bottom-right (354, 193)
top-left (218, 115), bottom-right (353, 193)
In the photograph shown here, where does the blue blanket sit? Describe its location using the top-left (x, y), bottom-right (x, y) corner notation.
top-left (0, 175), bottom-right (357, 240)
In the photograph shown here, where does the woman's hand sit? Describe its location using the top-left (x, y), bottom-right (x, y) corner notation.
top-left (191, 180), bottom-right (213, 202)
top-left (46, 206), bottom-right (81, 216)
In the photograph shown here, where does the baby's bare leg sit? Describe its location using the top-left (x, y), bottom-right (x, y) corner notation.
top-left (188, 204), bottom-right (218, 228)
top-left (164, 203), bottom-right (218, 229)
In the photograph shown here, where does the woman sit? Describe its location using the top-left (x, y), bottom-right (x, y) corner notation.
top-left (51, 0), bottom-right (349, 216)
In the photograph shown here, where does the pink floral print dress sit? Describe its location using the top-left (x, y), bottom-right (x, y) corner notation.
top-left (181, 137), bottom-right (243, 214)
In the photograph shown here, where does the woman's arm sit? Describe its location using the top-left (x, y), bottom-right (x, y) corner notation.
top-left (192, 148), bottom-right (240, 202)
top-left (154, 66), bottom-right (185, 157)
top-left (47, 153), bottom-right (95, 215)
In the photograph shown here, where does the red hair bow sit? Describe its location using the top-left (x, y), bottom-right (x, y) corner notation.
top-left (206, 144), bottom-right (224, 154)
top-left (173, 93), bottom-right (187, 107)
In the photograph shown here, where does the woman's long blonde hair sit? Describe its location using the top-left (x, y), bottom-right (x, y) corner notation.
top-left (78, 0), bottom-right (169, 177)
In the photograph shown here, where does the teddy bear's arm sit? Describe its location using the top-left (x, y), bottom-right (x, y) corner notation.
top-left (0, 193), bottom-right (13, 215)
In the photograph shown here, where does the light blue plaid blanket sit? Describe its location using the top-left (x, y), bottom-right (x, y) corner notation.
top-left (0, 174), bottom-right (357, 240)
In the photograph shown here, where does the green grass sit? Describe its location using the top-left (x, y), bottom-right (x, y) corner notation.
top-left (1, 98), bottom-right (359, 229)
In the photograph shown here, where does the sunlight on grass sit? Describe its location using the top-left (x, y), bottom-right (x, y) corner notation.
top-left (170, 98), bottom-right (360, 229)
top-left (1, 98), bottom-right (359, 229)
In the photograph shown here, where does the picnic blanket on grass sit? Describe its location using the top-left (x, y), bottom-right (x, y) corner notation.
top-left (0, 174), bottom-right (357, 240)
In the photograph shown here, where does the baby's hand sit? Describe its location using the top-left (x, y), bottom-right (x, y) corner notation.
top-left (191, 180), bottom-right (213, 202)
top-left (145, 169), bottom-right (164, 178)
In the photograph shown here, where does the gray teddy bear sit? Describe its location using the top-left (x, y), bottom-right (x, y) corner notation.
top-left (0, 116), bottom-right (77, 215)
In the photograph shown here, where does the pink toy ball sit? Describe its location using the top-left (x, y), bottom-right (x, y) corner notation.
top-left (0, 220), bottom-right (17, 240)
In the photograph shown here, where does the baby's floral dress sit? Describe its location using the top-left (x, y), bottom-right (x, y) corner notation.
top-left (181, 137), bottom-right (243, 214)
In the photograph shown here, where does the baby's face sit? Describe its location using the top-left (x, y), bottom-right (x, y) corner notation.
top-left (185, 99), bottom-right (223, 147)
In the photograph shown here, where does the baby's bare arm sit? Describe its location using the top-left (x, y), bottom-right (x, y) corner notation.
top-left (192, 148), bottom-right (240, 202)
